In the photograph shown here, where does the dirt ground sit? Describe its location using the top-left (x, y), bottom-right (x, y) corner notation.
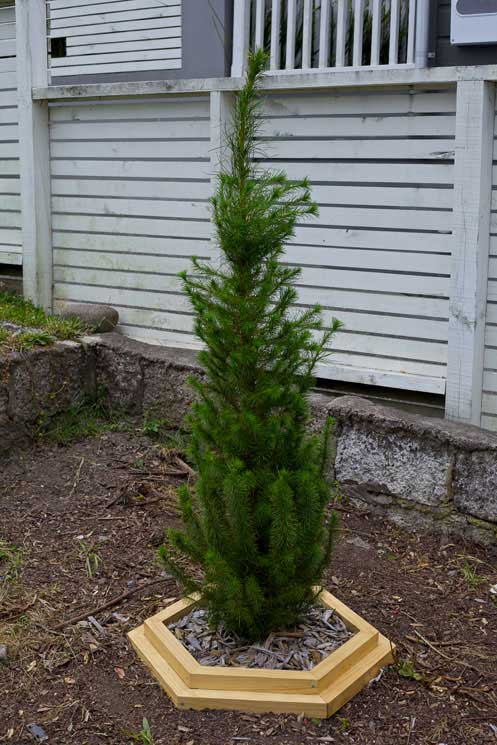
top-left (1, 429), bottom-right (496, 745)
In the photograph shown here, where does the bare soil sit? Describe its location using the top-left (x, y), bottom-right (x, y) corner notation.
top-left (1, 429), bottom-right (496, 745)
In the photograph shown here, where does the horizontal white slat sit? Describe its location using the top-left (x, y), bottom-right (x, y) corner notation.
top-left (50, 47), bottom-right (181, 68)
top-left (483, 370), bottom-right (497, 393)
top-left (49, 99), bottom-right (209, 122)
top-left (0, 91), bottom-right (17, 107)
top-left (325, 349), bottom-right (446, 379)
top-left (52, 196), bottom-right (209, 220)
top-left (0, 177), bottom-right (20, 194)
top-left (259, 139), bottom-right (455, 161)
top-left (0, 38), bottom-right (15, 57)
top-left (0, 109), bottom-right (19, 125)
top-left (284, 244), bottom-right (450, 274)
top-left (0, 144), bottom-right (21, 158)
top-left (53, 230), bottom-right (211, 257)
top-left (0, 249), bottom-right (22, 265)
top-left (54, 248), bottom-right (193, 275)
top-left (51, 178), bottom-right (210, 201)
top-left (50, 119), bottom-right (208, 140)
top-left (50, 6), bottom-right (180, 30)
top-left (118, 324), bottom-right (197, 348)
top-left (310, 184), bottom-right (453, 210)
top-left (296, 265), bottom-right (449, 297)
top-left (0, 195), bottom-right (20, 210)
top-left (0, 160), bottom-right (19, 176)
top-left (292, 225), bottom-right (452, 253)
top-left (50, 139), bottom-right (209, 160)
top-left (0, 7), bottom-right (15, 24)
top-left (315, 361), bottom-right (445, 394)
top-left (262, 90), bottom-right (457, 117)
top-left (0, 57), bottom-right (16, 73)
top-left (0, 22), bottom-right (15, 42)
top-left (308, 205), bottom-right (452, 232)
top-left (0, 227), bottom-right (21, 245)
top-left (481, 415), bottom-right (497, 432)
top-left (65, 36), bottom-right (182, 56)
top-left (48, 0), bottom-right (175, 8)
top-left (65, 25), bottom-right (182, 48)
top-left (50, 59), bottom-right (182, 77)
top-left (0, 124), bottom-right (18, 140)
top-left (52, 213), bottom-right (210, 239)
top-left (0, 70), bottom-right (16, 87)
top-left (49, 0), bottom-right (180, 20)
top-left (321, 308), bottom-right (447, 341)
top-left (54, 266), bottom-right (184, 292)
top-left (481, 392), bottom-right (497, 416)
top-left (264, 160), bottom-right (454, 185)
top-left (54, 282), bottom-right (192, 314)
top-left (295, 286), bottom-right (448, 319)
top-left (261, 115), bottom-right (456, 139)
top-left (49, 15), bottom-right (181, 39)
top-left (0, 210), bottom-right (21, 228)
top-left (50, 159), bottom-right (211, 180)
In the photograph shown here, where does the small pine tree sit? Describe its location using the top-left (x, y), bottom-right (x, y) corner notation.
top-left (160, 49), bottom-right (341, 642)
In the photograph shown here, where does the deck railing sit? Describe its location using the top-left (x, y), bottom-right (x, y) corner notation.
top-left (232, 0), bottom-right (430, 77)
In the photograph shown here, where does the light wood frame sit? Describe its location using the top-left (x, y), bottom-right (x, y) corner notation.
top-left (129, 589), bottom-right (395, 718)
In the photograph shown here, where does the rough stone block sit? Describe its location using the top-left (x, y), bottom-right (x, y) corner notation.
top-left (95, 343), bottom-right (144, 412)
top-left (335, 421), bottom-right (453, 507)
top-left (454, 451), bottom-right (497, 522)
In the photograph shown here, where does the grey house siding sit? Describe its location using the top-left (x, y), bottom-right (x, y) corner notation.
top-left (430, 0), bottom-right (497, 66)
top-left (50, 0), bottom-right (233, 85)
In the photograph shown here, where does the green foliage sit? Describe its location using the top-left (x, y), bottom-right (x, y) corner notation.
top-left (160, 50), bottom-right (340, 641)
top-left (141, 410), bottom-right (171, 441)
top-left (78, 540), bottom-right (102, 579)
top-left (0, 291), bottom-right (89, 352)
top-left (128, 718), bottom-right (154, 745)
top-left (459, 558), bottom-right (483, 590)
top-left (0, 540), bottom-right (23, 582)
top-left (40, 387), bottom-right (129, 445)
top-left (397, 658), bottom-right (423, 681)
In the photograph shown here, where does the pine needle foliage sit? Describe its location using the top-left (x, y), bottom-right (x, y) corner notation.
top-left (160, 49), bottom-right (341, 642)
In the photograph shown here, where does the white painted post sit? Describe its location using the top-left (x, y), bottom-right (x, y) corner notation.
top-left (286, 0), bottom-right (297, 70)
top-left (335, 0), bottom-right (349, 67)
top-left (446, 79), bottom-right (495, 425)
top-left (232, 0), bottom-right (251, 77)
top-left (353, 0), bottom-right (364, 67)
top-left (406, 0), bottom-right (417, 65)
top-left (318, 0), bottom-right (331, 69)
top-left (16, 0), bottom-right (52, 310)
top-left (270, 0), bottom-right (282, 70)
top-left (388, 0), bottom-right (400, 65)
top-left (255, 0), bottom-right (265, 50)
top-left (414, 0), bottom-right (430, 68)
top-left (210, 91), bottom-right (234, 266)
top-left (370, 0), bottom-right (382, 66)
top-left (302, 0), bottom-right (313, 69)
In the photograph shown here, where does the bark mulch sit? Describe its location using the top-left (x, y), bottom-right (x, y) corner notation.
top-left (0, 429), bottom-right (496, 745)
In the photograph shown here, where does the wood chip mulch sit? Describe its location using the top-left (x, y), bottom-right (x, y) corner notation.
top-left (0, 428), bottom-right (496, 744)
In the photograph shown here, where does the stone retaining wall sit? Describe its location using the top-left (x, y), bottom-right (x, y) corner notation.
top-left (2, 332), bottom-right (496, 547)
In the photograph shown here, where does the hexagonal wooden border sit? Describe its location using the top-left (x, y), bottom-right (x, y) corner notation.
top-left (128, 589), bottom-right (395, 718)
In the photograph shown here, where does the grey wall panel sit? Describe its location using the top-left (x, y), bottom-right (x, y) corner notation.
top-left (431, 0), bottom-right (497, 66)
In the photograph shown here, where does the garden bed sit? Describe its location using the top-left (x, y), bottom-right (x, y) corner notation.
top-left (1, 428), bottom-right (496, 743)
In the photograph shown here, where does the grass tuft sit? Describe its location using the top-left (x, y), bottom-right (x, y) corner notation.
top-left (0, 291), bottom-right (90, 353)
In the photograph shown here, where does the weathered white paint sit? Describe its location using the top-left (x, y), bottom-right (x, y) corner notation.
top-left (0, 3), bottom-right (21, 266)
top-left (446, 80), bottom-right (495, 425)
top-left (47, 0), bottom-right (182, 79)
top-left (318, 0), bottom-right (331, 69)
top-left (231, 0), bottom-right (250, 77)
top-left (17, 0), bottom-right (52, 309)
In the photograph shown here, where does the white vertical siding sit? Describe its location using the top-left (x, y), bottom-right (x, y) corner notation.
top-left (0, 3), bottom-right (21, 265)
top-left (257, 87), bottom-right (456, 393)
top-left (47, 0), bottom-right (182, 79)
top-left (481, 92), bottom-right (497, 431)
top-left (50, 96), bottom-right (211, 346)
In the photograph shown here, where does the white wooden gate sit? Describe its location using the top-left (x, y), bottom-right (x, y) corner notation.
top-left (0, 2), bottom-right (21, 266)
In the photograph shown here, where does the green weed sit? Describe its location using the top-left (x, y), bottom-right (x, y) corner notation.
top-left (141, 411), bottom-right (170, 441)
top-left (460, 558), bottom-right (483, 590)
top-left (396, 658), bottom-right (423, 681)
top-left (0, 291), bottom-right (90, 352)
top-left (0, 540), bottom-right (23, 582)
top-left (128, 718), bottom-right (154, 744)
top-left (78, 541), bottom-right (102, 579)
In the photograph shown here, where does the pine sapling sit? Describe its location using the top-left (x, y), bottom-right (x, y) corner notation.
top-left (160, 49), bottom-right (341, 642)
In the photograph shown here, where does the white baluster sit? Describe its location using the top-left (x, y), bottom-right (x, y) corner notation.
top-left (286, 0), bottom-right (297, 69)
top-left (270, 0), bottom-right (282, 69)
top-left (353, 0), bottom-right (364, 67)
top-left (318, 0), bottom-right (331, 68)
top-left (370, 0), bottom-right (382, 65)
top-left (389, 0), bottom-right (400, 65)
top-left (335, 0), bottom-right (349, 67)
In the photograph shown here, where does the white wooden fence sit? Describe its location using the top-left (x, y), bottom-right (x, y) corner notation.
top-left (232, 0), bottom-right (430, 76)
top-left (0, 2), bottom-right (21, 265)
top-left (46, 0), bottom-right (183, 80)
top-left (11, 0), bottom-right (497, 436)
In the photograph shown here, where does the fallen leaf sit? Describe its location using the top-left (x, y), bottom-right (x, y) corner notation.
top-left (114, 667), bottom-right (126, 679)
